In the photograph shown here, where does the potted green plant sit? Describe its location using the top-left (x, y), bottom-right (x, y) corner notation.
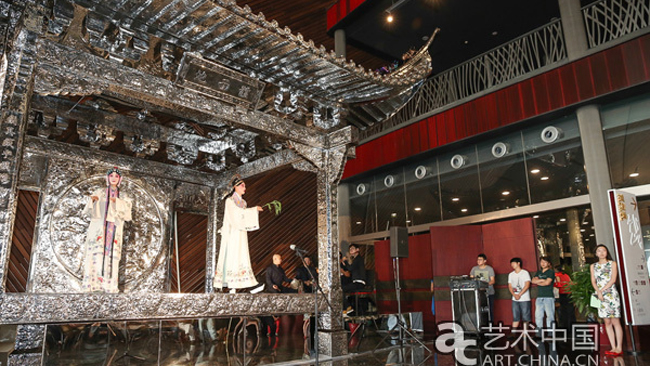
top-left (567, 264), bottom-right (609, 346)
top-left (567, 265), bottom-right (598, 321)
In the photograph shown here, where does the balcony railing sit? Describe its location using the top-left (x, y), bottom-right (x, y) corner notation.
top-left (360, 20), bottom-right (567, 140)
top-left (584, 0), bottom-right (650, 48)
top-left (360, 0), bottom-right (650, 142)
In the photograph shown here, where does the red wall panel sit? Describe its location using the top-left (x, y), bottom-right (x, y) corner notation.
top-left (430, 225), bottom-right (483, 277)
top-left (481, 217), bottom-right (537, 275)
top-left (342, 34), bottom-right (650, 180)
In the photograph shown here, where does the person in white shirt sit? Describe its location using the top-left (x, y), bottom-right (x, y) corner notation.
top-left (507, 257), bottom-right (531, 330)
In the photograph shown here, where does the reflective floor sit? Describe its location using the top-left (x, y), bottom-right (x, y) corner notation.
top-left (33, 317), bottom-right (650, 366)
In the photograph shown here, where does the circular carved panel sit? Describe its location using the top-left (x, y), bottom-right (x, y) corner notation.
top-left (49, 177), bottom-right (165, 290)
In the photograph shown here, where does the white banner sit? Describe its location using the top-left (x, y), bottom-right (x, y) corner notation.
top-left (608, 189), bottom-right (650, 325)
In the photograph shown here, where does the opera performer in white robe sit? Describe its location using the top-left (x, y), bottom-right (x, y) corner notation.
top-left (81, 167), bottom-right (132, 292)
top-left (214, 176), bottom-right (265, 293)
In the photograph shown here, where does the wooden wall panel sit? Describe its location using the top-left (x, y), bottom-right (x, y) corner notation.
top-left (245, 167), bottom-right (318, 282)
top-left (7, 190), bottom-right (39, 293)
top-left (170, 212), bottom-right (208, 293)
top-left (342, 34), bottom-right (650, 180)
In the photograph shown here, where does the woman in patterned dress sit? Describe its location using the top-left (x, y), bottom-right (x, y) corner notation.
top-left (82, 167), bottom-right (132, 292)
top-left (590, 244), bottom-right (623, 355)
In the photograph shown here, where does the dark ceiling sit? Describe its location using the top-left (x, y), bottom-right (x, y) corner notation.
top-left (239, 0), bottom-right (598, 75)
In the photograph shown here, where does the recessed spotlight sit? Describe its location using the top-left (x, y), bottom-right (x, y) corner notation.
top-left (406, 220), bottom-right (411, 223)
top-left (629, 172), bottom-right (640, 177)
top-left (461, 208), bottom-right (468, 212)
top-left (414, 207), bottom-right (422, 211)
top-left (583, 221), bottom-right (588, 225)
top-left (386, 13), bottom-right (394, 23)
top-left (580, 229), bottom-right (585, 232)
top-left (502, 191), bottom-right (510, 196)
top-left (585, 238), bottom-right (590, 241)
top-left (560, 218), bottom-right (566, 222)
top-left (590, 233), bottom-right (594, 237)
top-left (422, 35), bottom-right (429, 41)
top-left (530, 169), bottom-right (540, 174)
top-left (533, 215), bottom-right (539, 219)
top-left (391, 212), bottom-right (397, 217)
top-left (452, 197), bottom-right (460, 202)
top-left (464, 40), bottom-right (469, 45)
top-left (492, 31), bottom-right (498, 36)
top-left (356, 221), bottom-right (361, 225)
top-left (541, 176), bottom-right (549, 181)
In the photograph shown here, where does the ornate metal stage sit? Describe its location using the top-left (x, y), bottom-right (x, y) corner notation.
top-left (0, 0), bottom-right (434, 363)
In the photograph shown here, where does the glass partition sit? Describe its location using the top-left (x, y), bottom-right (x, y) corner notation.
top-left (374, 169), bottom-right (407, 230)
top-left (404, 160), bottom-right (441, 226)
top-left (601, 94), bottom-right (650, 188)
top-left (439, 147), bottom-right (482, 219)
top-left (349, 179), bottom-right (377, 236)
top-left (523, 117), bottom-right (587, 204)
top-left (477, 132), bottom-right (529, 212)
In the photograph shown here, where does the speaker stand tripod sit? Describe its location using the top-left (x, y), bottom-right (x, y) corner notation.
top-left (375, 257), bottom-right (431, 353)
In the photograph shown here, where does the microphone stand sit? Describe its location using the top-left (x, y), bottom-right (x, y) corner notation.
top-left (293, 249), bottom-right (336, 366)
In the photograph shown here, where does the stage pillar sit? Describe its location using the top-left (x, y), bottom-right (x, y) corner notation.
top-left (0, 4), bottom-right (41, 292)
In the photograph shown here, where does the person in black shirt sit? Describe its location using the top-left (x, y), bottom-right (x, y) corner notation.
top-left (266, 254), bottom-right (297, 293)
top-left (295, 256), bottom-right (318, 293)
top-left (341, 244), bottom-right (367, 312)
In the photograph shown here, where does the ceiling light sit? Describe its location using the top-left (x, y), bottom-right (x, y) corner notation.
top-left (492, 31), bottom-right (498, 36)
top-left (414, 207), bottom-right (422, 211)
top-left (541, 176), bottom-right (549, 181)
top-left (461, 208), bottom-right (468, 212)
top-left (422, 35), bottom-right (429, 41)
top-left (585, 238), bottom-right (590, 241)
top-left (452, 197), bottom-right (460, 202)
top-left (386, 13), bottom-right (394, 23)
top-left (533, 215), bottom-right (539, 219)
top-left (530, 169), bottom-right (540, 174)
top-left (580, 229), bottom-right (585, 232)
top-left (464, 40), bottom-right (469, 45)
top-left (629, 172), bottom-right (640, 178)
top-left (583, 221), bottom-right (588, 225)
top-left (391, 212), bottom-right (397, 217)
top-left (356, 221), bottom-right (361, 225)
top-left (590, 233), bottom-right (594, 237)
top-left (560, 218), bottom-right (566, 222)
top-left (502, 191), bottom-right (510, 196)
top-left (406, 220), bottom-right (411, 223)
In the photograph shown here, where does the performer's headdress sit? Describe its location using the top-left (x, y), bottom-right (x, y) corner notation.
top-left (223, 174), bottom-right (244, 199)
top-left (231, 175), bottom-right (244, 187)
top-left (106, 166), bottom-right (123, 187)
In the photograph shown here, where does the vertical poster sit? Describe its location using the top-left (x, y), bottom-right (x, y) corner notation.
top-left (608, 189), bottom-right (650, 325)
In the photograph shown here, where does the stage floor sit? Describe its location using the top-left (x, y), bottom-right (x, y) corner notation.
top-left (22, 317), bottom-right (650, 365)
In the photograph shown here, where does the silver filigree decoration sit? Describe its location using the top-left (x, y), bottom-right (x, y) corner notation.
top-left (274, 88), bottom-right (299, 115)
top-left (167, 143), bottom-right (198, 165)
top-left (205, 153), bottom-right (226, 172)
top-left (232, 139), bottom-right (256, 164)
top-left (124, 134), bottom-right (160, 157)
top-left (313, 105), bottom-right (341, 130)
top-left (77, 122), bottom-right (115, 148)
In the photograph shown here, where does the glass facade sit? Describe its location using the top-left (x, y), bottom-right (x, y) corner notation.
top-left (602, 93), bottom-right (650, 189)
top-left (345, 116), bottom-right (587, 234)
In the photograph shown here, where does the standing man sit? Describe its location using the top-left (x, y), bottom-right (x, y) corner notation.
top-left (469, 253), bottom-right (496, 323)
top-left (532, 256), bottom-right (555, 336)
top-left (296, 256), bottom-right (318, 293)
top-left (266, 254), bottom-right (297, 293)
top-left (341, 243), bottom-right (367, 313)
top-left (554, 263), bottom-right (575, 329)
top-left (508, 258), bottom-right (531, 332)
